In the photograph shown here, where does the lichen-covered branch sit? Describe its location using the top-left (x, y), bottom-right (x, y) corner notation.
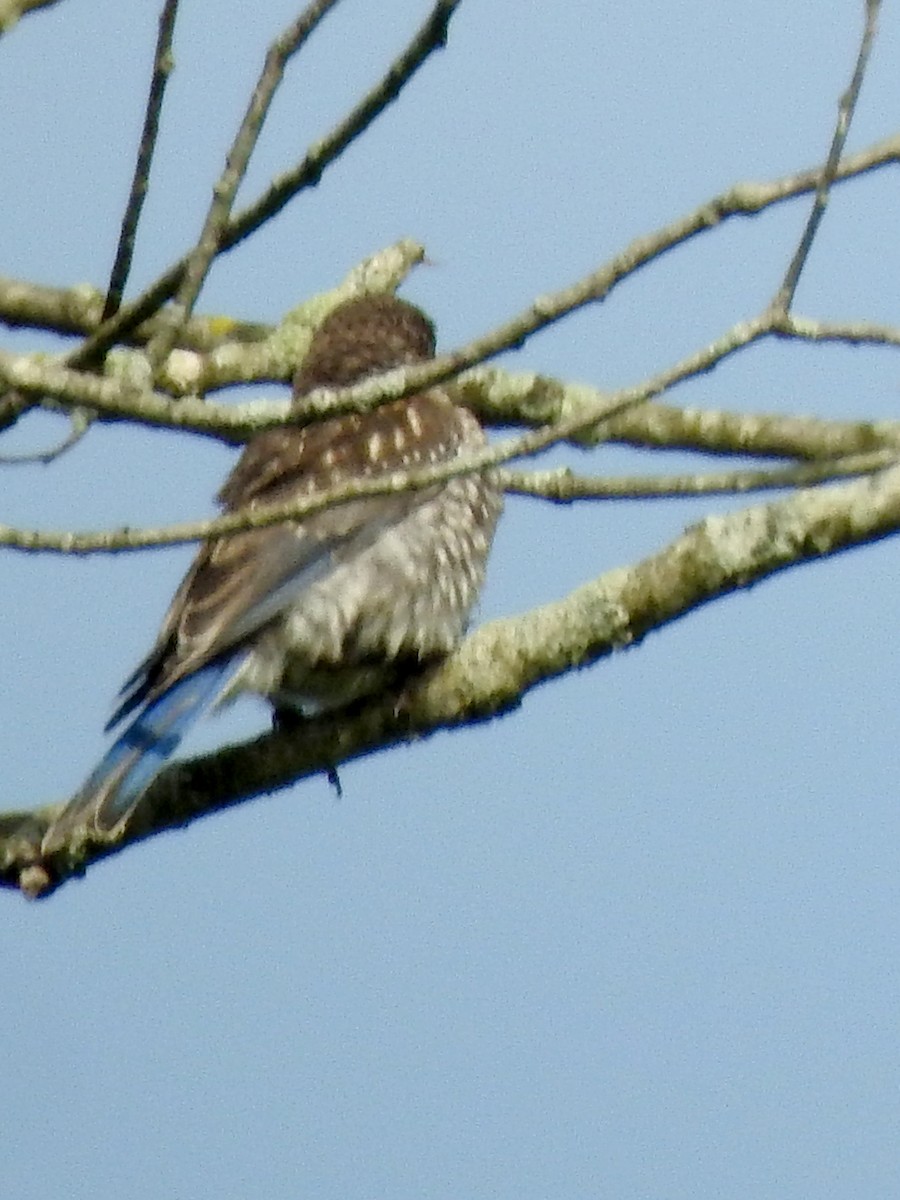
top-left (0, 274), bottom-right (270, 351)
top-left (8, 354), bottom-right (900, 556)
top-left (3, 133), bottom-right (899, 401)
top-left (6, 459), bottom-right (900, 898)
top-left (461, 367), bottom-right (900, 458)
top-left (0, 0), bottom-right (63, 34)
top-left (500, 450), bottom-right (899, 501)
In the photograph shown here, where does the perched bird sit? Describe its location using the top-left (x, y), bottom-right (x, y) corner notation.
top-left (42, 294), bottom-right (501, 851)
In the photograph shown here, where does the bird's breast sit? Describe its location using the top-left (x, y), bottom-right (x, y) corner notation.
top-left (235, 472), bottom-right (501, 713)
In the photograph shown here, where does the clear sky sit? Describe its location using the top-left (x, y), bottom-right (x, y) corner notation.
top-left (3, 2), bottom-right (900, 1197)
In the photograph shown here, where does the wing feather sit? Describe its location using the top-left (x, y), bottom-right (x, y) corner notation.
top-left (109, 391), bottom-right (476, 727)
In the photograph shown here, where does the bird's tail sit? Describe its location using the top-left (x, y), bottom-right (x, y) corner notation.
top-left (42, 654), bottom-right (246, 854)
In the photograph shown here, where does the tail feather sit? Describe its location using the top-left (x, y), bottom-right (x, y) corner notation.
top-left (42, 654), bottom-right (246, 853)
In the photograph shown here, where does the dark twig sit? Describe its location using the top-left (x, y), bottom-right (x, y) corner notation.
top-left (67, 0), bottom-right (463, 372)
top-left (0, 389), bottom-right (30, 435)
top-left (221, 0), bottom-right (462, 257)
top-left (0, 0), bottom-right (181, 461)
top-left (0, 409), bottom-right (91, 465)
top-left (772, 0), bottom-right (881, 312)
top-left (146, 0), bottom-right (344, 372)
top-left (10, 458), bottom-right (900, 896)
top-left (99, 0), bottom-right (180, 328)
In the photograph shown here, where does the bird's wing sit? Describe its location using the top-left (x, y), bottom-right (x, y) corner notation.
top-left (109, 393), bottom-right (474, 727)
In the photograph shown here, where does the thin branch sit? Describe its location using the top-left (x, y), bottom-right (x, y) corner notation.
top-left (221, 0), bottom-right (462, 258)
top-left (2, 132), bottom-right (898, 409)
top-left (0, 408), bottom-right (91, 466)
top-left (0, 244), bottom-right (430, 445)
top-left (10, 459), bottom-right (900, 896)
top-left (773, 311), bottom-right (900, 349)
top-left (79, 122), bottom-right (900, 377)
top-left (0, 241), bottom-right (424, 413)
top-left (499, 450), bottom-right (899, 502)
top-left (256, 148), bottom-right (900, 428)
top-left (68, 0), bottom-right (463, 372)
top-left (7, 336), bottom-right (900, 484)
top-left (146, 0), bottom-right (344, 371)
top-left (99, 0), bottom-right (180, 327)
top-left (0, 390), bottom-right (31, 436)
top-left (4, 353), bottom-right (900, 554)
top-left (18, 0), bottom-right (184, 459)
top-left (6, 269), bottom-right (900, 386)
top-left (0, 382), bottom-right (662, 553)
top-left (4, 294), bottom-right (900, 466)
top-left (0, 349), bottom-right (251, 438)
top-left (772, 0), bottom-right (881, 312)
top-left (0, 17), bottom-right (894, 449)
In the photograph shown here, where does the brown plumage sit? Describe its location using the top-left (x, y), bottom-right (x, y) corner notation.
top-left (43, 293), bottom-right (502, 848)
top-left (114, 292), bottom-right (500, 719)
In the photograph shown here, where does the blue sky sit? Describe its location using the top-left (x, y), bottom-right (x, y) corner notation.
top-left (3, 2), bottom-right (900, 1197)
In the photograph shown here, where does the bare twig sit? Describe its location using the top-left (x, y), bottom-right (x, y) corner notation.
top-left (0, 3), bottom-right (182, 466)
top-left (100, 0), bottom-right (181, 327)
top-left (0, 409), bottom-right (91, 466)
top-left (146, 0), bottom-right (343, 371)
top-left (68, 0), bottom-right (463, 372)
top-left (0, 1), bottom-right (181, 460)
top-left (2, 132), bottom-right (898, 414)
top-left (223, 0), bottom-right (462, 258)
top-left (773, 0), bottom-right (881, 312)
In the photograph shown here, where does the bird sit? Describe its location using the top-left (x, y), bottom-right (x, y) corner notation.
top-left (41, 294), bottom-right (502, 853)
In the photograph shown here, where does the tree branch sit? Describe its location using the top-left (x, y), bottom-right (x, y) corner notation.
top-left (7, 458), bottom-right (900, 898)
top-left (772, 0), bottom-right (881, 312)
top-left (146, 0), bottom-right (343, 370)
top-left (2, 129), bottom-right (898, 426)
top-left (67, 0), bottom-right (463, 371)
top-left (0, 0), bottom-right (64, 34)
top-left (499, 449), bottom-right (898, 501)
top-left (100, 0), bottom-right (181, 327)
top-left (0, 275), bottom-right (271, 351)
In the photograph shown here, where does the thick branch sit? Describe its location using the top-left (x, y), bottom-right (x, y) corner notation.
top-left (0, 275), bottom-right (270, 351)
top-left (6, 460), bottom-right (900, 897)
top-left (461, 367), bottom-right (900, 459)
